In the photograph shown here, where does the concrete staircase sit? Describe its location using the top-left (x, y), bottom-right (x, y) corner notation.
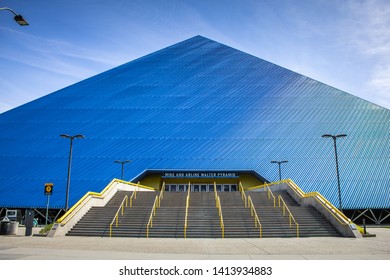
top-left (67, 188), bottom-right (341, 238)
top-left (219, 192), bottom-right (261, 238)
top-left (147, 192), bottom-right (186, 238)
top-left (66, 190), bottom-right (132, 237)
top-left (67, 191), bottom-right (157, 237)
top-left (247, 190), bottom-right (341, 237)
top-left (185, 192), bottom-right (222, 238)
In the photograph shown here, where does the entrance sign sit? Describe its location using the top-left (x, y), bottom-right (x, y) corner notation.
top-left (162, 172), bottom-right (239, 179)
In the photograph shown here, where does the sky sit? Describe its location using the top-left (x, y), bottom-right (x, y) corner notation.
top-left (0, 0), bottom-right (389, 113)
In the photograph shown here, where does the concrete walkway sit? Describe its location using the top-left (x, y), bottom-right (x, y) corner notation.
top-left (0, 227), bottom-right (389, 260)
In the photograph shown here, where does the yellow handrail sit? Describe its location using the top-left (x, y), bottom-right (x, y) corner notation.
top-left (278, 195), bottom-right (299, 237)
top-left (216, 195), bottom-right (224, 238)
top-left (265, 184), bottom-right (276, 207)
top-left (214, 181), bottom-right (218, 205)
top-left (247, 196), bottom-right (262, 238)
top-left (239, 181), bottom-right (247, 208)
top-left (146, 195), bottom-right (159, 238)
top-left (284, 180), bottom-right (352, 225)
top-left (109, 195), bottom-right (128, 237)
top-left (129, 189), bottom-right (137, 207)
top-left (160, 182), bottom-right (165, 200)
top-left (184, 193), bottom-right (190, 238)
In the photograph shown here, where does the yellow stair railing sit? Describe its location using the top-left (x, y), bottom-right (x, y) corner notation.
top-left (216, 195), bottom-right (224, 238)
top-left (57, 178), bottom-right (154, 225)
top-left (285, 180), bottom-right (352, 226)
top-left (213, 181), bottom-right (224, 238)
top-left (129, 188), bottom-right (137, 207)
top-left (160, 182), bottom-right (165, 200)
top-left (109, 195), bottom-right (128, 237)
top-left (278, 195), bottom-right (299, 237)
top-left (146, 195), bottom-right (160, 238)
top-left (265, 184), bottom-right (276, 207)
top-left (239, 181), bottom-right (247, 208)
top-left (184, 182), bottom-right (191, 238)
top-left (247, 196), bottom-right (262, 238)
top-left (247, 179), bottom-right (354, 228)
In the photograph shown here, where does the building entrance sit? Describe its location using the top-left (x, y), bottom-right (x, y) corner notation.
top-left (164, 183), bottom-right (237, 192)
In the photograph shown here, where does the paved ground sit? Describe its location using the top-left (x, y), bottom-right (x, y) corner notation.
top-left (0, 227), bottom-right (389, 260)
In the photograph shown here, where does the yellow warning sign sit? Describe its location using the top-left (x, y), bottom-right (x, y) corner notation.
top-left (44, 183), bottom-right (53, 195)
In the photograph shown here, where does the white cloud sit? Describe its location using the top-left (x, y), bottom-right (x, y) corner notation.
top-left (345, 0), bottom-right (390, 108)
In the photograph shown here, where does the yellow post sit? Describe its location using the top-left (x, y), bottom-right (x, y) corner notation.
top-left (260, 224), bottom-right (262, 238)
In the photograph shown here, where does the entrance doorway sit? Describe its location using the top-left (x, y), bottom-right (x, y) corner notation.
top-left (164, 183), bottom-right (237, 192)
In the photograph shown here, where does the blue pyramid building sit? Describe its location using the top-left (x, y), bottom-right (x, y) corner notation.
top-left (0, 36), bottom-right (388, 223)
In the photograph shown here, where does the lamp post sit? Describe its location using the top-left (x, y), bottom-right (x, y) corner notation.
top-left (60, 134), bottom-right (85, 212)
top-left (114, 160), bottom-right (131, 180)
top-left (271, 160), bottom-right (288, 181)
top-left (0, 7), bottom-right (29, 26)
top-left (322, 134), bottom-right (347, 210)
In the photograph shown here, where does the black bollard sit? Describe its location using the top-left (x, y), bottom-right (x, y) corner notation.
top-left (363, 218), bottom-right (366, 234)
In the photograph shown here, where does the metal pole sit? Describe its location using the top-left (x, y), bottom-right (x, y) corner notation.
top-left (65, 138), bottom-right (73, 212)
top-left (271, 160), bottom-right (288, 181)
top-left (278, 163), bottom-right (282, 181)
top-left (332, 137), bottom-right (343, 210)
top-left (322, 134), bottom-right (346, 211)
top-left (45, 195), bottom-right (50, 226)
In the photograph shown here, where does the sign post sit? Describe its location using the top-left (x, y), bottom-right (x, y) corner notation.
top-left (44, 183), bottom-right (53, 226)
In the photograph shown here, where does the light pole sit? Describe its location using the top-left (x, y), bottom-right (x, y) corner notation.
top-left (271, 160), bottom-right (288, 181)
top-left (114, 160), bottom-right (131, 180)
top-left (60, 134), bottom-right (85, 212)
top-left (322, 134), bottom-right (347, 210)
top-left (0, 7), bottom-right (29, 26)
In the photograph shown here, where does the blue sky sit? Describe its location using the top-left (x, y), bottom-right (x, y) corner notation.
top-left (0, 0), bottom-right (389, 112)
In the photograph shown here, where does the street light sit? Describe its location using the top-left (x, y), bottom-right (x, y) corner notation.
top-left (60, 134), bottom-right (85, 212)
top-left (271, 160), bottom-right (288, 181)
top-left (0, 7), bottom-right (29, 26)
top-left (322, 134), bottom-right (347, 210)
top-left (114, 160), bottom-right (132, 180)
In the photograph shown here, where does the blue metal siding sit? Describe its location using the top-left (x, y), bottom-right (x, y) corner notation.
top-left (0, 35), bottom-right (389, 209)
